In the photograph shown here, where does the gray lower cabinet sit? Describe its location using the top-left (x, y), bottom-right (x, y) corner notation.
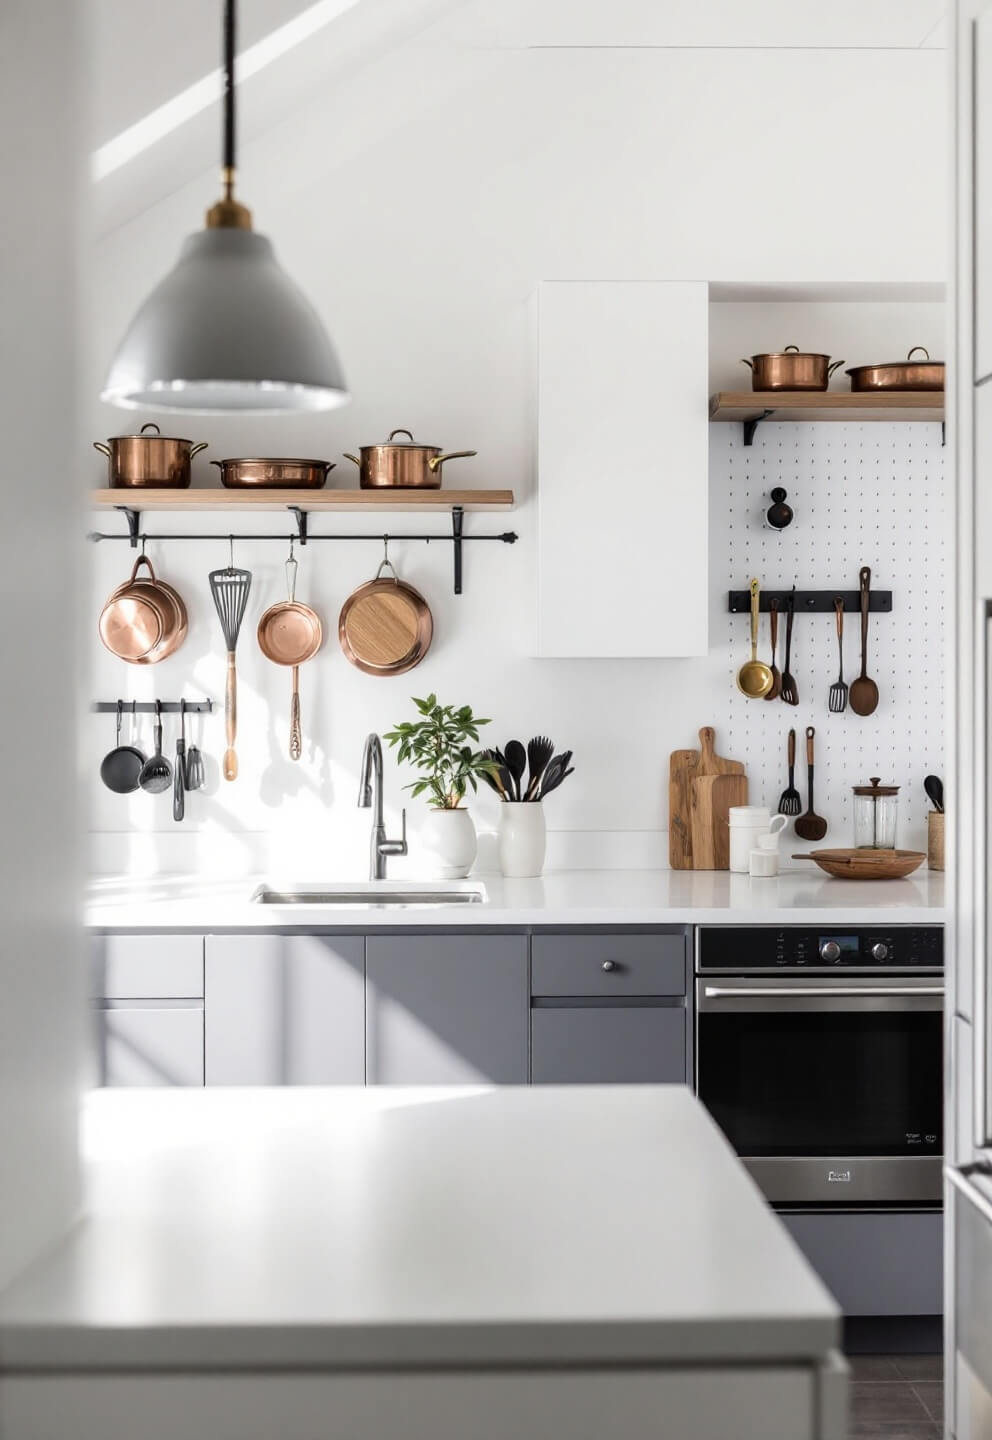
top-left (781, 1211), bottom-right (943, 1316)
top-left (205, 934), bottom-right (365, 1085)
top-left (97, 1003), bottom-right (204, 1087)
top-left (531, 1004), bottom-right (686, 1084)
top-left (366, 935), bottom-right (528, 1084)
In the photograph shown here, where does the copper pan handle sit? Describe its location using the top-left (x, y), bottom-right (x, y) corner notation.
top-left (290, 667), bottom-right (302, 762)
top-left (428, 450), bottom-right (478, 473)
top-left (189, 443), bottom-right (208, 459)
top-left (93, 441), bottom-right (112, 457)
top-left (827, 359), bottom-right (846, 377)
top-left (223, 653), bottom-right (238, 782)
top-left (342, 453), bottom-right (360, 465)
top-left (739, 358), bottom-right (754, 371)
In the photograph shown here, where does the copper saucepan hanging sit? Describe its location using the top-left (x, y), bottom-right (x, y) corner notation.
top-left (338, 548), bottom-right (433, 675)
top-left (257, 552), bottom-right (322, 760)
top-left (343, 429), bottom-right (477, 490)
top-left (99, 554), bottom-right (187, 664)
top-left (94, 422), bottom-right (208, 489)
top-left (741, 346), bottom-right (845, 392)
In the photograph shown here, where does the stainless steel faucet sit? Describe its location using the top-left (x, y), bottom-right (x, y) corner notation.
top-left (358, 733), bottom-right (408, 881)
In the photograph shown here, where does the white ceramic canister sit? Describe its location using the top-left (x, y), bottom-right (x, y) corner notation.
top-left (728, 807), bottom-right (787, 873)
top-left (749, 847), bottom-right (779, 877)
top-left (421, 807), bottom-right (478, 879)
top-left (499, 802), bottom-right (547, 878)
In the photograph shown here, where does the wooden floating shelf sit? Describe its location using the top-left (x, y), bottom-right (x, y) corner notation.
top-left (710, 390), bottom-right (944, 444)
top-left (89, 487), bottom-right (515, 513)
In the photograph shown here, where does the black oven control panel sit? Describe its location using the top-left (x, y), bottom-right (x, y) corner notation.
top-left (697, 925), bottom-right (943, 971)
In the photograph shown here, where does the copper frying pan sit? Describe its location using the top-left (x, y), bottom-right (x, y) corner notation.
top-left (100, 555), bottom-right (188, 664)
top-left (338, 552), bottom-right (433, 676)
top-left (257, 555), bottom-right (322, 760)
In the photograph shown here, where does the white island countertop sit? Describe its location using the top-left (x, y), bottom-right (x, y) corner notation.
top-left (0, 1086), bottom-right (839, 1373)
top-left (86, 866), bottom-right (946, 930)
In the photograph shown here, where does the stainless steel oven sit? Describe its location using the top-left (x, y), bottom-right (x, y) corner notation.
top-left (695, 925), bottom-right (944, 1207)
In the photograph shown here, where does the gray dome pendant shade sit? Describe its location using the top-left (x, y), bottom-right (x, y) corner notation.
top-left (101, 0), bottom-right (348, 414)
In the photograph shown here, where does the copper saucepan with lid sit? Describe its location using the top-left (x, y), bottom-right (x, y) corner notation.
top-left (741, 346), bottom-right (845, 392)
top-left (94, 422), bottom-right (207, 488)
top-left (343, 429), bottom-right (477, 490)
top-left (845, 347), bottom-right (944, 392)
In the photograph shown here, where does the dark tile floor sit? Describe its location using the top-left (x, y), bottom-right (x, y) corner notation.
top-left (849, 1354), bottom-right (944, 1437)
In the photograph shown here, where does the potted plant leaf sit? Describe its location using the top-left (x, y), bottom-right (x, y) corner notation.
top-left (384, 695), bottom-right (495, 878)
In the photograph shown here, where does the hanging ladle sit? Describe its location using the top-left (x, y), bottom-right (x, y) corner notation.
top-left (736, 577), bottom-right (774, 698)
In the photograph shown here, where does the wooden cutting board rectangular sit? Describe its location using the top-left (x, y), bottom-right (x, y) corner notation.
top-left (690, 772), bottom-right (749, 870)
top-left (669, 727), bottom-right (746, 870)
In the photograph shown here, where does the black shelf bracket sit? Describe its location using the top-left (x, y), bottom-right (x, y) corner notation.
top-left (115, 505), bottom-right (141, 547)
top-left (452, 506), bottom-right (464, 595)
top-left (92, 699), bottom-right (213, 714)
top-left (287, 505), bottom-right (309, 546)
top-left (742, 409), bottom-right (775, 446)
top-left (728, 589), bottom-right (893, 614)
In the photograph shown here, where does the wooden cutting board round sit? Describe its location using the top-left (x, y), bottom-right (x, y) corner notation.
top-left (338, 573), bottom-right (433, 676)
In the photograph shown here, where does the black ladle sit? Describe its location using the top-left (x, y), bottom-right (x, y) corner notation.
top-left (138, 700), bottom-right (173, 794)
top-left (100, 700), bottom-right (145, 794)
top-left (924, 774), bottom-right (944, 814)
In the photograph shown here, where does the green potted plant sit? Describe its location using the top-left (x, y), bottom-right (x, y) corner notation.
top-left (385, 695), bottom-right (494, 878)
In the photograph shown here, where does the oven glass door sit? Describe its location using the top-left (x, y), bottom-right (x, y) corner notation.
top-left (696, 979), bottom-right (943, 1159)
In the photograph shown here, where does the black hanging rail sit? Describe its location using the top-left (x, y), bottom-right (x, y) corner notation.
top-left (92, 700), bottom-right (213, 715)
top-left (87, 505), bottom-right (519, 597)
top-left (728, 589), bottom-right (893, 614)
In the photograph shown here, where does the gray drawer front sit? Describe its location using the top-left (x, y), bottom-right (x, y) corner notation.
top-left (783, 1210), bottom-right (942, 1317)
top-left (93, 934), bottom-right (204, 999)
top-left (531, 1005), bottom-right (686, 1084)
top-left (531, 933), bottom-right (686, 997)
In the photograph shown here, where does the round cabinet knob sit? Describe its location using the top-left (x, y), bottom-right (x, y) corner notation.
top-left (601, 960), bottom-right (618, 972)
top-left (820, 941), bottom-right (841, 962)
top-left (871, 942), bottom-right (890, 961)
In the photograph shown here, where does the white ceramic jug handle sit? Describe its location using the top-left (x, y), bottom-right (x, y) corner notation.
top-left (768, 814), bottom-right (788, 837)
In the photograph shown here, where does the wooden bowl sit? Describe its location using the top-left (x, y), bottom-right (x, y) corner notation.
top-left (792, 848), bottom-right (927, 880)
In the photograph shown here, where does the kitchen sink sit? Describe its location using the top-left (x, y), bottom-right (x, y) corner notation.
top-left (251, 881), bottom-right (487, 908)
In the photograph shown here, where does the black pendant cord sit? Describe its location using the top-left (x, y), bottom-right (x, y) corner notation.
top-left (223, 0), bottom-right (236, 179)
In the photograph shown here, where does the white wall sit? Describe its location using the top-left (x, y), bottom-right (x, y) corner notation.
top-left (0, 2), bottom-right (85, 1287)
top-left (85, 13), bottom-right (948, 877)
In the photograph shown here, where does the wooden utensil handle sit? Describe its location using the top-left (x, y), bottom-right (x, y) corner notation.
top-left (834, 595), bottom-right (844, 638)
top-left (788, 727), bottom-right (796, 768)
top-left (859, 566), bottom-right (871, 672)
top-left (806, 725), bottom-right (815, 764)
top-left (749, 577), bottom-right (760, 658)
top-left (223, 652), bottom-right (238, 782)
top-left (698, 726), bottom-right (715, 764)
top-left (290, 667), bottom-right (302, 762)
top-left (769, 599), bottom-right (779, 652)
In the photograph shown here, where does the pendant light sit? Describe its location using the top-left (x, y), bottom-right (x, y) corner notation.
top-left (101, 0), bottom-right (348, 413)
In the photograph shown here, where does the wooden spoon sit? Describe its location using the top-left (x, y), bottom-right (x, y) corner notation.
top-left (763, 597), bottom-right (781, 701)
top-left (736, 578), bottom-right (774, 698)
top-left (793, 726), bottom-right (828, 842)
top-left (849, 565), bottom-right (880, 717)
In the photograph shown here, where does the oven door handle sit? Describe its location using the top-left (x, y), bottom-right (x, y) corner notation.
top-left (702, 985), bottom-right (945, 999)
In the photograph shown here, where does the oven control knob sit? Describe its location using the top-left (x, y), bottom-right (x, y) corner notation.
top-left (871, 942), bottom-right (890, 961)
top-left (819, 941), bottom-right (841, 962)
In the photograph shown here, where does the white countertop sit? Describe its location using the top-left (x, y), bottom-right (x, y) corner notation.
top-left (86, 867), bottom-right (946, 930)
top-left (0, 1086), bottom-right (839, 1372)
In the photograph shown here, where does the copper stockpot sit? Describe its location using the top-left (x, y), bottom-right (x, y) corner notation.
top-left (845, 348), bottom-right (944, 392)
top-left (94, 423), bottom-right (207, 488)
top-left (210, 457), bottom-right (336, 488)
top-left (741, 347), bottom-right (845, 392)
top-left (343, 429), bottom-right (477, 490)
top-left (99, 555), bottom-right (188, 664)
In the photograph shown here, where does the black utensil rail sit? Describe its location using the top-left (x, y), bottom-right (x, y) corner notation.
top-left (728, 589), bottom-right (892, 614)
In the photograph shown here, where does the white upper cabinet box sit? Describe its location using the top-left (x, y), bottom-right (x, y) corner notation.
top-left (536, 281), bottom-right (709, 658)
top-left (977, 12), bottom-right (992, 382)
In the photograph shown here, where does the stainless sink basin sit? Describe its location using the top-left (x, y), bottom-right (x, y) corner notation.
top-left (251, 881), bottom-right (486, 908)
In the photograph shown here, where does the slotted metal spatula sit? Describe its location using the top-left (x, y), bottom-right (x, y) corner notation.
top-left (209, 556), bottom-right (252, 782)
top-left (828, 596), bottom-right (848, 713)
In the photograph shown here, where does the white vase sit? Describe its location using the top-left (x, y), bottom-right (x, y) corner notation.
top-left (498, 802), bottom-right (547, 878)
top-left (421, 807), bottom-right (477, 879)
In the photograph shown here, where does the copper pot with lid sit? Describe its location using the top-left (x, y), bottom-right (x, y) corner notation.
top-left (343, 429), bottom-right (477, 490)
top-left (94, 422), bottom-right (208, 489)
top-left (741, 347), bottom-right (845, 392)
top-left (845, 348), bottom-right (944, 392)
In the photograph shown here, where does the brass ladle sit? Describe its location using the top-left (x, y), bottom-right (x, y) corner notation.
top-left (736, 577), bottom-right (775, 698)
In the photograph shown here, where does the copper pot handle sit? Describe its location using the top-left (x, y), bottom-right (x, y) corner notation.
top-left (127, 553), bottom-right (157, 583)
top-left (189, 442), bottom-right (208, 458)
top-left (387, 429), bottom-right (415, 442)
top-left (93, 441), bottom-right (112, 457)
top-left (908, 346), bottom-right (931, 361)
top-left (342, 453), bottom-right (360, 465)
top-left (739, 358), bottom-right (754, 371)
top-left (827, 360), bottom-right (846, 377)
top-left (428, 449), bottom-right (478, 473)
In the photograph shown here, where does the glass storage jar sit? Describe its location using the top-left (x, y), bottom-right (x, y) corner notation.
top-left (852, 777), bottom-right (900, 849)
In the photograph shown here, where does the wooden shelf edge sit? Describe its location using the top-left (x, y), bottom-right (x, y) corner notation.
top-left (89, 487), bottom-right (515, 512)
top-left (710, 390), bottom-right (944, 421)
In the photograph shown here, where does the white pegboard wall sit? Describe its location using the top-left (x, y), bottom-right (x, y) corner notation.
top-left (711, 420), bottom-right (946, 859)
